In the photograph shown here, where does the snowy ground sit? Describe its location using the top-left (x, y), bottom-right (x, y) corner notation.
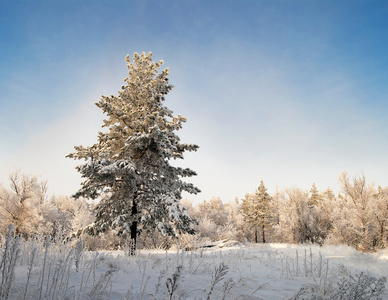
top-left (3, 241), bottom-right (388, 299)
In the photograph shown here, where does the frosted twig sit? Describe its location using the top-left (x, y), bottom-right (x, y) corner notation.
top-left (166, 265), bottom-right (182, 300)
top-left (206, 262), bottom-right (229, 300)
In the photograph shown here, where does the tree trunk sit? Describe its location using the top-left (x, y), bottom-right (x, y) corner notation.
top-left (262, 224), bottom-right (266, 243)
top-left (361, 224), bottom-right (368, 251)
top-left (129, 198), bottom-right (138, 256)
top-left (262, 216), bottom-right (266, 243)
top-left (380, 222), bottom-right (385, 248)
top-left (254, 228), bottom-right (258, 243)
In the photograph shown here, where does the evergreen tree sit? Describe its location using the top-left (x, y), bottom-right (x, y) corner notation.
top-left (67, 52), bottom-right (200, 254)
top-left (241, 181), bottom-right (272, 243)
top-left (308, 183), bottom-right (320, 207)
top-left (323, 187), bottom-right (335, 201)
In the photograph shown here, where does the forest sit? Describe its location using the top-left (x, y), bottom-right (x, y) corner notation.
top-left (1, 169), bottom-right (387, 253)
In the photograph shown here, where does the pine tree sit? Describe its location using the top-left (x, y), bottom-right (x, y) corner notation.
top-left (241, 181), bottom-right (272, 243)
top-left (67, 52), bottom-right (200, 254)
top-left (323, 187), bottom-right (335, 201)
top-left (308, 183), bottom-right (320, 207)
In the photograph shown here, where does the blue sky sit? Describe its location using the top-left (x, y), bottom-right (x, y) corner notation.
top-left (1, 0), bottom-right (388, 203)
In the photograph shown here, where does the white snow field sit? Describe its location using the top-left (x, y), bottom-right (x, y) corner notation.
top-left (1, 237), bottom-right (388, 299)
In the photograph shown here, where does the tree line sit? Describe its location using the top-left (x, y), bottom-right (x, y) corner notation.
top-left (182, 172), bottom-right (387, 252)
top-left (1, 169), bottom-right (387, 252)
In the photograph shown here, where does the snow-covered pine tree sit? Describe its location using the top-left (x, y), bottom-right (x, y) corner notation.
top-left (67, 52), bottom-right (200, 254)
top-left (241, 181), bottom-right (272, 243)
top-left (308, 183), bottom-right (320, 207)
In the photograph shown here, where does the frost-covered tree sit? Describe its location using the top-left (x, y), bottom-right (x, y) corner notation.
top-left (338, 172), bottom-right (376, 251)
top-left (49, 195), bottom-right (94, 238)
top-left (67, 52), bottom-right (200, 254)
top-left (197, 197), bottom-right (228, 227)
top-left (224, 198), bottom-right (245, 241)
top-left (273, 186), bottom-right (330, 245)
top-left (323, 187), bottom-right (336, 201)
top-left (372, 187), bottom-right (388, 248)
top-left (241, 181), bottom-right (272, 243)
top-left (309, 183), bottom-right (320, 207)
top-left (284, 187), bottom-right (310, 243)
top-left (327, 190), bottom-right (356, 247)
top-left (181, 197), bottom-right (245, 244)
top-left (0, 171), bottom-right (48, 236)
